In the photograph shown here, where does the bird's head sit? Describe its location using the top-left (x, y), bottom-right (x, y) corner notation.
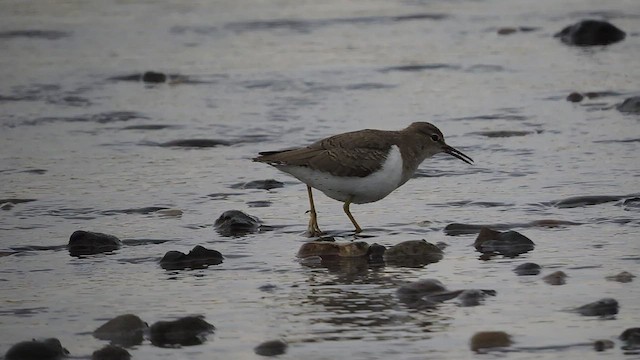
top-left (407, 122), bottom-right (473, 164)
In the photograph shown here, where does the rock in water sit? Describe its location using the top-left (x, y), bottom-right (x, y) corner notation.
top-left (150, 316), bottom-right (215, 347)
top-left (555, 20), bottom-right (625, 46)
top-left (68, 230), bottom-right (122, 256)
top-left (513, 262), bottom-right (541, 276)
top-left (617, 97), bottom-right (640, 114)
top-left (214, 210), bottom-right (261, 236)
top-left (384, 239), bottom-right (443, 267)
top-left (160, 245), bottom-right (224, 270)
top-left (5, 338), bottom-right (69, 360)
top-left (574, 298), bottom-right (619, 316)
top-left (474, 228), bottom-right (534, 257)
top-left (254, 340), bottom-right (288, 356)
top-left (93, 314), bottom-right (147, 346)
top-left (92, 345), bottom-right (131, 360)
top-left (543, 270), bottom-right (567, 285)
top-left (469, 331), bottom-right (512, 352)
top-left (296, 241), bottom-right (369, 259)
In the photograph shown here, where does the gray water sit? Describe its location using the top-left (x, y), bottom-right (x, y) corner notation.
top-left (1, 0), bottom-right (639, 359)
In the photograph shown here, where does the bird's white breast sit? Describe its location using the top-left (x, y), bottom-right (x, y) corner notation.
top-left (279, 145), bottom-right (404, 204)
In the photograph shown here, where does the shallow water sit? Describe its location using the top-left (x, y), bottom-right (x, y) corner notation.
top-left (1, 0), bottom-right (639, 359)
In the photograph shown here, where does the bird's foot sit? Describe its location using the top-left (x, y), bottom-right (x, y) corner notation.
top-left (306, 214), bottom-right (323, 237)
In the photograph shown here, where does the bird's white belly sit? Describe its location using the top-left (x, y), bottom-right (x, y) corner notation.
top-left (279, 145), bottom-right (404, 204)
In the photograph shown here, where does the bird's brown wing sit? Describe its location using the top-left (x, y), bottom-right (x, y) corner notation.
top-left (254, 129), bottom-right (399, 177)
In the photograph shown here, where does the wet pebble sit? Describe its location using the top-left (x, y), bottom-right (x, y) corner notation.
top-left (297, 241), bottom-right (369, 259)
top-left (567, 92), bottom-right (584, 103)
top-left (593, 339), bottom-right (614, 352)
top-left (605, 271), bottom-right (635, 283)
top-left (160, 245), bottom-right (224, 270)
top-left (543, 270), bottom-right (567, 285)
top-left (574, 298), bottom-right (619, 316)
top-left (5, 338), bottom-right (69, 360)
top-left (469, 331), bottom-right (512, 352)
top-left (150, 315), bottom-right (215, 347)
top-left (254, 339), bottom-right (288, 356)
top-left (496, 26), bottom-right (538, 35)
top-left (383, 239), bottom-right (443, 267)
top-left (214, 210), bottom-right (261, 236)
top-left (142, 71), bottom-right (167, 83)
top-left (397, 279), bottom-right (495, 308)
top-left (230, 179), bottom-right (284, 190)
top-left (617, 96), bottom-right (640, 114)
top-left (68, 230), bottom-right (122, 256)
top-left (474, 227), bottom-right (534, 257)
top-left (513, 262), bottom-right (541, 276)
top-left (555, 19), bottom-right (626, 46)
top-left (93, 314), bottom-right (147, 346)
top-left (91, 345), bottom-right (131, 360)
top-left (620, 328), bottom-right (640, 349)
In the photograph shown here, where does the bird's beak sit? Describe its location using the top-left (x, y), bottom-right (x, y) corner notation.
top-left (442, 144), bottom-right (473, 164)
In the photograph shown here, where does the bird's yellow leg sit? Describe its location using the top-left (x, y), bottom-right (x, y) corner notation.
top-left (306, 186), bottom-right (323, 237)
top-left (343, 198), bottom-right (362, 233)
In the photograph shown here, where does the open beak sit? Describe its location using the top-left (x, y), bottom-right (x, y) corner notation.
top-left (442, 144), bottom-right (473, 164)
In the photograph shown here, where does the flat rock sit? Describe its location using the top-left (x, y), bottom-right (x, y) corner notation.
top-left (161, 139), bottom-right (230, 148)
top-left (574, 298), bottom-right (619, 316)
top-left (297, 241), bottom-right (369, 259)
top-left (160, 245), bottom-right (224, 270)
top-left (384, 239), bottom-right (443, 267)
top-left (254, 340), bottom-right (288, 356)
top-left (93, 314), bottom-right (147, 346)
top-left (474, 227), bottom-right (535, 257)
top-left (513, 262), bottom-right (541, 276)
top-left (68, 230), bottom-right (122, 256)
top-left (230, 179), bottom-right (284, 190)
top-left (91, 345), bottom-right (131, 360)
top-left (543, 270), bottom-right (567, 285)
top-left (620, 328), bottom-right (640, 349)
top-left (470, 331), bottom-right (512, 352)
top-left (555, 19), bottom-right (625, 46)
top-left (5, 338), bottom-right (69, 360)
top-left (150, 315), bottom-right (215, 347)
top-left (214, 210), bottom-right (261, 236)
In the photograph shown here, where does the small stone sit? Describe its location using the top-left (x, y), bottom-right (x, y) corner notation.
top-left (160, 245), bottom-right (224, 270)
top-left (617, 96), bottom-right (640, 114)
top-left (543, 271), bottom-right (567, 285)
top-left (474, 228), bottom-right (534, 257)
top-left (620, 328), bottom-right (640, 349)
top-left (566, 92), bottom-right (584, 102)
top-left (156, 209), bottom-right (183, 217)
top-left (555, 19), bottom-right (626, 46)
top-left (142, 71), bottom-right (167, 83)
top-left (605, 271), bottom-right (635, 283)
top-left (92, 345), bottom-right (131, 360)
top-left (593, 339), bottom-right (614, 352)
top-left (93, 314), bottom-right (147, 346)
top-left (574, 298), bottom-right (619, 316)
top-left (296, 241), bottom-right (369, 259)
top-left (497, 27), bottom-right (517, 35)
top-left (254, 339), bottom-right (288, 356)
top-left (470, 331), bottom-right (512, 352)
top-left (150, 315), bottom-right (215, 347)
top-left (384, 239), bottom-right (443, 266)
top-left (68, 230), bottom-right (122, 256)
top-left (5, 338), bottom-right (69, 360)
top-left (214, 210), bottom-right (261, 236)
top-left (514, 262), bottom-right (541, 276)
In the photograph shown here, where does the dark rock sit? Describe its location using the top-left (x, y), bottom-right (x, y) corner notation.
top-left (142, 71), bottom-right (167, 83)
top-left (470, 331), bottom-right (512, 352)
top-left (5, 338), bottom-right (69, 360)
top-left (68, 230), bottom-right (122, 256)
top-left (457, 289), bottom-right (491, 307)
top-left (384, 239), bottom-right (443, 267)
top-left (297, 241), bottom-right (369, 259)
top-left (93, 314), bottom-right (147, 346)
top-left (160, 139), bottom-right (230, 148)
top-left (160, 245), bottom-right (224, 270)
top-left (605, 271), bottom-right (635, 283)
top-left (0, 30), bottom-right (70, 40)
top-left (149, 315), bottom-right (215, 347)
top-left (617, 96), bottom-right (640, 114)
top-left (214, 210), bottom-right (262, 236)
top-left (620, 328), bottom-right (640, 349)
top-left (254, 339), bottom-right (288, 356)
top-left (496, 26), bottom-right (538, 35)
top-left (543, 270), bottom-right (567, 285)
top-left (552, 194), bottom-right (626, 208)
top-left (92, 345), bottom-right (131, 360)
top-left (593, 340), bottom-right (614, 352)
top-left (574, 298), bottom-right (618, 316)
top-left (514, 262), bottom-right (541, 276)
top-left (230, 179), bottom-right (284, 190)
top-left (623, 197), bottom-right (640, 209)
top-left (366, 243), bottom-right (386, 263)
top-left (474, 228), bottom-right (535, 257)
top-left (567, 92), bottom-right (584, 102)
top-left (397, 279), bottom-right (495, 309)
top-left (555, 20), bottom-right (626, 46)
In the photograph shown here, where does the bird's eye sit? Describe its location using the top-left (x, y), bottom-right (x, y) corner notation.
top-left (430, 134), bottom-right (440, 142)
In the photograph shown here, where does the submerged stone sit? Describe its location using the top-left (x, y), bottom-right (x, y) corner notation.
top-left (142, 71), bottom-right (167, 83)
top-left (397, 279), bottom-right (495, 309)
top-left (513, 262), bottom-right (541, 276)
top-left (620, 328), bottom-right (640, 349)
top-left (474, 228), bottom-right (534, 257)
top-left (469, 331), bottom-right (512, 352)
top-left (5, 338), bottom-right (69, 360)
top-left (160, 245), bottom-right (224, 270)
top-left (230, 179), bottom-right (284, 190)
top-left (593, 340), bottom-right (614, 352)
top-left (384, 239), bottom-right (443, 267)
top-left (617, 96), bottom-right (640, 114)
top-left (567, 92), bottom-right (584, 102)
top-left (254, 339), bottom-right (288, 356)
top-left (555, 20), bottom-right (626, 46)
top-left (68, 230), bottom-right (122, 256)
top-left (214, 210), bottom-right (261, 236)
top-left (553, 195), bottom-right (625, 208)
top-left (605, 271), bottom-right (635, 283)
top-left (543, 270), bottom-right (567, 285)
top-left (161, 139), bottom-right (231, 148)
top-left (93, 314), bottom-right (147, 346)
top-left (150, 316), bottom-right (215, 347)
top-left (297, 241), bottom-right (369, 259)
top-left (574, 298), bottom-right (619, 316)
top-left (92, 345), bottom-right (131, 360)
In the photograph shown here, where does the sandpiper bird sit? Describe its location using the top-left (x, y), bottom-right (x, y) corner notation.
top-left (253, 122), bottom-right (473, 236)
